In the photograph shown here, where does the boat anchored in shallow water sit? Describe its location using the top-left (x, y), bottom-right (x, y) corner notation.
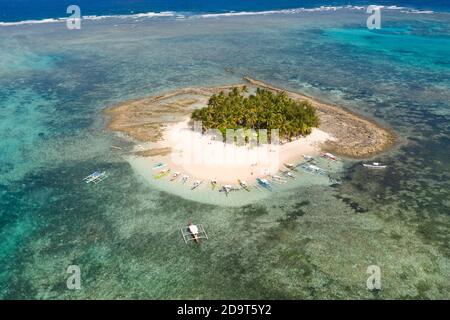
top-left (170, 171), bottom-right (181, 181)
top-left (256, 178), bottom-right (272, 191)
top-left (301, 163), bottom-right (326, 175)
top-left (238, 179), bottom-right (250, 191)
top-left (321, 152), bottom-right (338, 161)
top-left (191, 180), bottom-right (203, 190)
top-left (154, 168), bottom-right (171, 179)
top-left (284, 163), bottom-right (298, 171)
top-left (282, 170), bottom-right (296, 179)
top-left (84, 171), bottom-right (108, 184)
top-left (363, 162), bottom-right (387, 169)
top-left (180, 222), bottom-right (208, 244)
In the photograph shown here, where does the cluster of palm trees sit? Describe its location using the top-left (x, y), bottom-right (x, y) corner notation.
top-left (191, 86), bottom-right (319, 143)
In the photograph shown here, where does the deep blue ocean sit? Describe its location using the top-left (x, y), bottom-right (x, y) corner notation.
top-left (1, 0), bottom-right (450, 22)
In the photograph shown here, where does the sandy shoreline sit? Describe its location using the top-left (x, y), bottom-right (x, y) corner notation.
top-left (104, 76), bottom-right (395, 185)
top-left (140, 119), bottom-right (333, 184)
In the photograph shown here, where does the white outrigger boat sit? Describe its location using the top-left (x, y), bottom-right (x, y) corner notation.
top-left (301, 163), bottom-right (326, 175)
top-left (271, 175), bottom-right (287, 184)
top-left (84, 171), bottom-right (108, 184)
top-left (219, 184), bottom-right (233, 196)
top-left (152, 162), bottom-right (165, 170)
top-left (238, 179), bottom-right (250, 192)
top-left (257, 178), bottom-right (272, 191)
top-left (170, 171), bottom-right (181, 181)
top-left (191, 180), bottom-right (203, 190)
top-left (363, 162), bottom-right (387, 169)
top-left (283, 170), bottom-right (296, 179)
top-left (181, 175), bottom-right (189, 184)
top-left (321, 152), bottom-right (338, 161)
top-left (302, 154), bottom-right (314, 162)
top-left (219, 184), bottom-right (241, 196)
top-left (154, 168), bottom-right (170, 179)
top-left (180, 222), bottom-right (208, 244)
top-left (284, 163), bottom-right (298, 171)
top-left (211, 179), bottom-right (218, 190)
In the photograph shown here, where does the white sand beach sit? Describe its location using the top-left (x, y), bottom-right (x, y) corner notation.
top-left (133, 119), bottom-right (334, 184)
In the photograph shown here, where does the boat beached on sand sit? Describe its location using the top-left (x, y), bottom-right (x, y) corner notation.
top-left (191, 180), bottom-right (203, 190)
top-left (238, 179), bottom-right (250, 191)
top-left (154, 168), bottom-right (171, 179)
top-left (257, 178), bottom-right (272, 191)
top-left (170, 171), bottom-right (181, 181)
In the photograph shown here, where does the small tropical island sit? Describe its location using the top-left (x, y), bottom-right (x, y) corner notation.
top-left (192, 87), bottom-right (319, 142)
top-left (105, 76), bottom-right (395, 204)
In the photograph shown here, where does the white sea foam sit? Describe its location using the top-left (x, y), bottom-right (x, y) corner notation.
top-left (0, 5), bottom-right (436, 27)
top-left (0, 11), bottom-right (176, 27)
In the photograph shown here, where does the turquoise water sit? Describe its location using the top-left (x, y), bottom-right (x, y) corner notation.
top-left (0, 9), bottom-right (449, 299)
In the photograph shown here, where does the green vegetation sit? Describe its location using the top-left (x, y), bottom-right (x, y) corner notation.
top-left (191, 87), bottom-right (319, 142)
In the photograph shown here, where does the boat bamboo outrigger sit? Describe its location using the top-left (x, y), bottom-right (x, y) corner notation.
top-left (302, 154), bottom-right (314, 162)
top-left (321, 152), bottom-right (338, 161)
top-left (180, 222), bottom-right (208, 244)
top-left (219, 184), bottom-right (232, 196)
top-left (257, 178), bottom-right (272, 191)
top-left (282, 170), bottom-right (296, 179)
top-left (170, 171), bottom-right (181, 181)
top-left (84, 171), bottom-right (108, 184)
top-left (191, 180), bottom-right (203, 190)
top-left (211, 179), bottom-right (218, 190)
top-left (154, 168), bottom-right (171, 179)
top-left (301, 163), bottom-right (326, 175)
top-left (284, 163), bottom-right (298, 171)
top-left (181, 175), bottom-right (189, 184)
top-left (363, 162), bottom-right (387, 169)
top-left (271, 175), bottom-right (287, 183)
top-left (153, 162), bottom-right (165, 170)
top-left (238, 179), bottom-right (250, 191)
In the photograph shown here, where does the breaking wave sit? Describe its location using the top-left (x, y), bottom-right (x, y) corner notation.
top-left (0, 5), bottom-right (437, 27)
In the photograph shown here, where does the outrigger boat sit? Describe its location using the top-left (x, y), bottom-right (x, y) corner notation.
top-left (238, 179), bottom-right (250, 192)
top-left (271, 174), bottom-right (287, 183)
top-left (321, 152), bottom-right (338, 161)
top-left (363, 162), bottom-right (387, 169)
top-left (283, 170), bottom-right (296, 179)
top-left (181, 175), bottom-right (189, 184)
top-left (257, 178), bottom-right (272, 191)
top-left (170, 171), bottom-right (181, 181)
top-left (180, 222), bottom-right (208, 244)
top-left (301, 163), bottom-right (326, 175)
top-left (211, 179), bottom-right (218, 190)
top-left (191, 180), bottom-right (203, 190)
top-left (219, 184), bottom-right (232, 196)
top-left (154, 168), bottom-right (171, 179)
top-left (284, 163), bottom-right (298, 171)
top-left (84, 171), bottom-right (108, 184)
top-left (302, 154), bottom-right (314, 162)
top-left (152, 162), bottom-right (165, 170)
